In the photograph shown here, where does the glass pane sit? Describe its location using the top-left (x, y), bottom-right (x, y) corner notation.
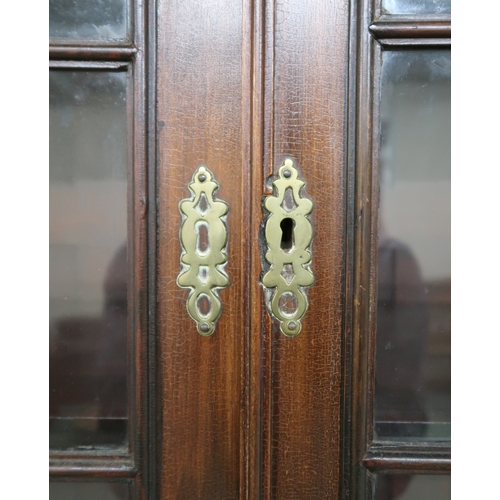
top-left (50, 482), bottom-right (129, 500)
top-left (373, 474), bottom-right (450, 500)
top-left (49, 0), bottom-right (128, 40)
top-left (382, 0), bottom-right (451, 15)
top-left (50, 70), bottom-right (128, 450)
top-left (375, 50), bottom-right (450, 441)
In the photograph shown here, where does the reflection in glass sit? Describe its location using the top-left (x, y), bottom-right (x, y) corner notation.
top-left (382, 0), bottom-right (450, 15)
top-left (375, 50), bottom-right (450, 440)
top-left (50, 71), bottom-right (128, 449)
top-left (50, 482), bottom-right (130, 500)
top-left (373, 474), bottom-right (450, 500)
top-left (49, 0), bottom-right (128, 40)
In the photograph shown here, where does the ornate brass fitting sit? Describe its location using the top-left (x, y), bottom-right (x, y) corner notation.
top-left (177, 165), bottom-right (229, 336)
top-left (261, 158), bottom-right (314, 336)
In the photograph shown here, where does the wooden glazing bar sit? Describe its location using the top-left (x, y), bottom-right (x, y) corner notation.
top-left (49, 60), bottom-right (129, 69)
top-left (369, 20), bottom-right (451, 40)
top-left (49, 45), bottom-right (137, 61)
top-left (377, 38), bottom-right (451, 46)
top-left (363, 443), bottom-right (451, 473)
top-left (49, 457), bottom-right (136, 478)
top-left (363, 455), bottom-right (451, 473)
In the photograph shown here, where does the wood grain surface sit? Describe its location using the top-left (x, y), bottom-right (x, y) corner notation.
top-left (49, 0), bottom-right (451, 496)
top-left (155, 0), bottom-right (349, 497)
top-left (156, 1), bottom-right (250, 497)
top-left (267, 1), bottom-right (349, 497)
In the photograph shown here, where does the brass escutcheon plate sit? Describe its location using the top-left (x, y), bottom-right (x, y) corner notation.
top-left (261, 158), bottom-right (314, 336)
top-left (177, 165), bottom-right (229, 336)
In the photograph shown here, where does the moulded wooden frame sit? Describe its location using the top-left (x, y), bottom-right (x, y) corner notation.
top-left (344, 0), bottom-right (451, 498)
top-left (49, 0), bottom-right (152, 497)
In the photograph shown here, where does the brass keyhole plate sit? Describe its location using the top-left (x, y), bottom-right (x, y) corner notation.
top-left (177, 165), bottom-right (229, 336)
top-left (261, 158), bottom-right (314, 336)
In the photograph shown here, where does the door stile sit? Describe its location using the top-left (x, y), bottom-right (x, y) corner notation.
top-left (263, 0), bottom-right (350, 497)
top-left (156, 1), bottom-right (251, 497)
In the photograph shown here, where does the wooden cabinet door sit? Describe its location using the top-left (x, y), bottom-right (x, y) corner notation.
top-left (156, 0), bottom-right (349, 498)
top-left (154, 0), bottom-right (451, 494)
top-left (49, 0), bottom-right (450, 497)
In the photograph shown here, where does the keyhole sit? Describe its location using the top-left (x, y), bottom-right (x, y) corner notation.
top-left (280, 218), bottom-right (295, 252)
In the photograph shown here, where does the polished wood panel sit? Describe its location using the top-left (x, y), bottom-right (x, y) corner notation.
top-left (156, 1), bottom-right (250, 497)
top-left (266, 0), bottom-right (350, 496)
